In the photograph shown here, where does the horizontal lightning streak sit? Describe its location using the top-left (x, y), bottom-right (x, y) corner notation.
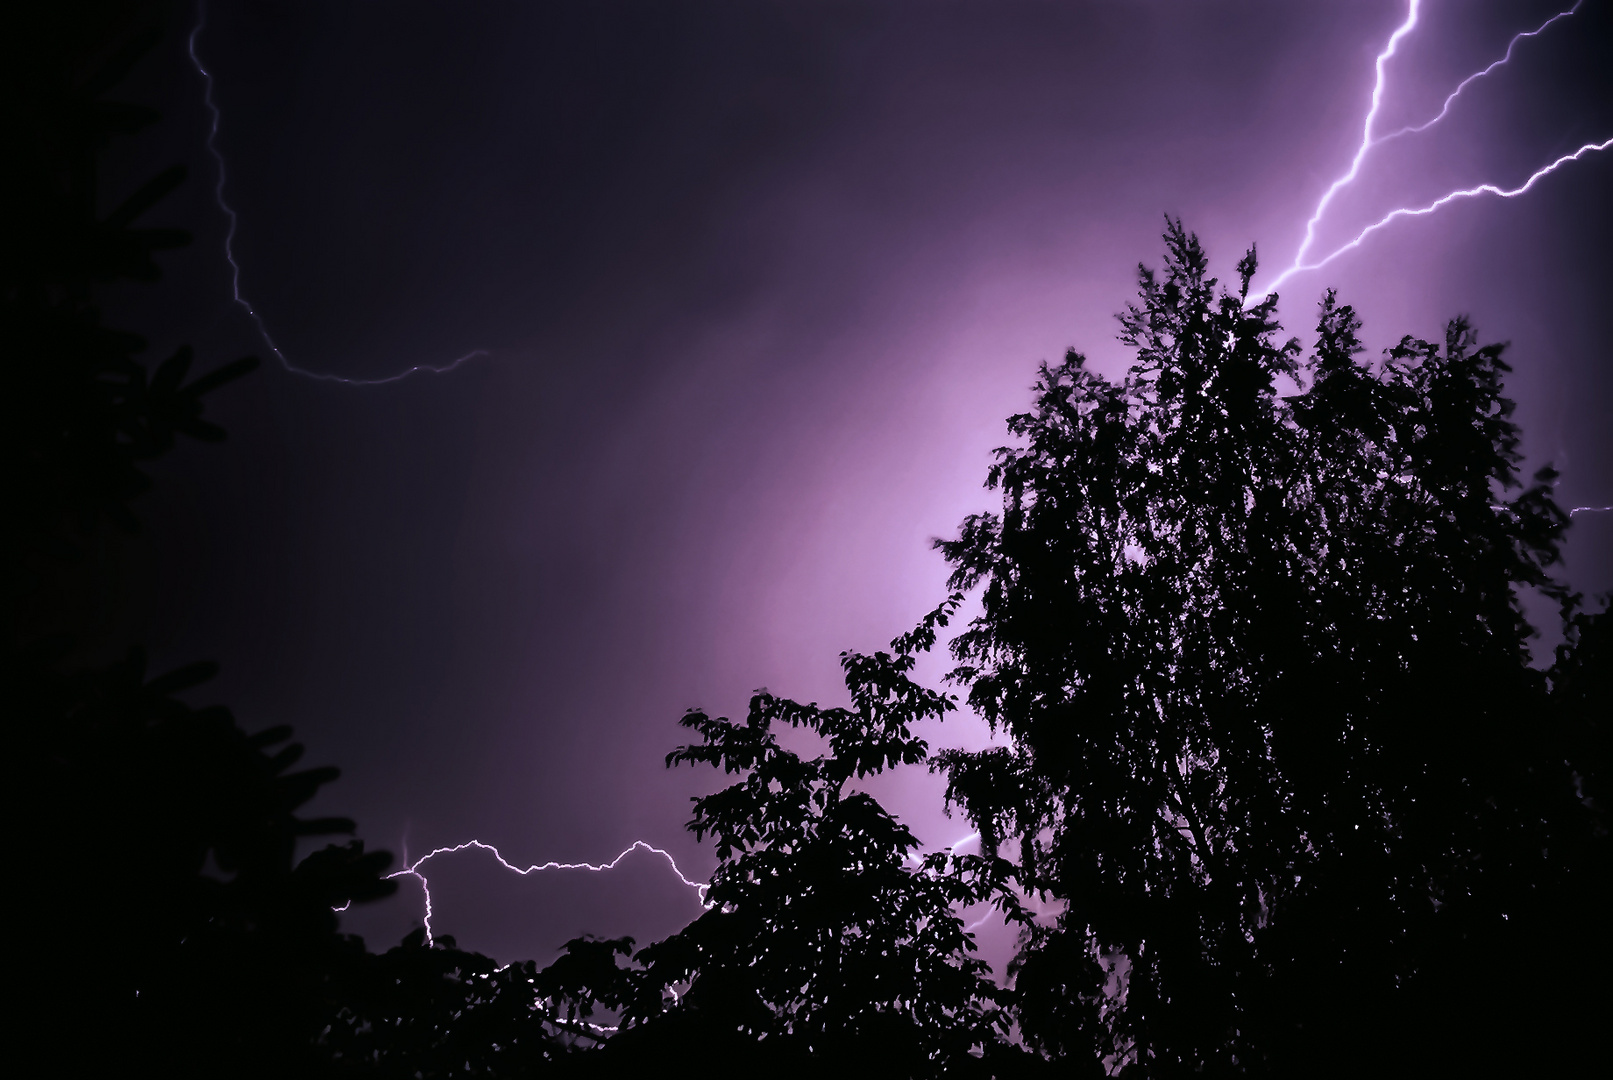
top-left (912, 831), bottom-right (1012, 933)
top-left (484, 970), bottom-right (621, 1040)
top-left (387, 839), bottom-right (712, 945)
top-left (1570, 505), bottom-right (1612, 516)
top-left (381, 830), bottom-right (988, 945)
top-left (902, 829), bottom-right (981, 870)
top-left (188, 2), bottom-right (487, 386)
top-left (962, 910), bottom-right (998, 933)
top-left (950, 830), bottom-right (981, 853)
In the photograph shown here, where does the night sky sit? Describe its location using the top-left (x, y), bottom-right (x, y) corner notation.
top-left (105, 0), bottom-right (1611, 965)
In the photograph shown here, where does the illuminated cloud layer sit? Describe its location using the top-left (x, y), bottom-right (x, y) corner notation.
top-left (152, 1), bottom-right (1611, 960)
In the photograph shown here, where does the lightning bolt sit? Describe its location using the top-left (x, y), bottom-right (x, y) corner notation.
top-left (1252, 1), bottom-right (1608, 303)
top-left (188, 1), bottom-right (488, 386)
top-left (1287, 0), bottom-right (1424, 273)
top-left (949, 830), bottom-right (982, 853)
top-left (933, 830), bottom-right (1005, 933)
top-left (906, 830), bottom-right (982, 864)
top-left (389, 829), bottom-right (991, 945)
top-left (1374, 0), bottom-right (1584, 146)
top-left (388, 839), bottom-right (712, 945)
top-left (1274, 136), bottom-right (1613, 293)
top-left (1570, 505), bottom-right (1612, 516)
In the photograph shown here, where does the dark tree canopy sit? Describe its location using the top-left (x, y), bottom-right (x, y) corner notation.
top-left (540, 601), bottom-right (1046, 1078)
top-left (935, 222), bottom-right (1609, 1075)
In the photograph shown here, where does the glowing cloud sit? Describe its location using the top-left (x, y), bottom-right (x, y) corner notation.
top-left (266, 2), bottom-right (1606, 944)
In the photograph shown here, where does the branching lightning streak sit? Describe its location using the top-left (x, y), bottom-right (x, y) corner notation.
top-left (188, 2), bottom-right (488, 386)
top-left (1375, 1), bottom-right (1583, 145)
top-left (1290, 0), bottom-right (1423, 272)
top-left (1570, 505), bottom-right (1612, 516)
top-left (1271, 136), bottom-right (1613, 292)
top-left (388, 839), bottom-right (712, 945)
top-left (384, 829), bottom-right (988, 945)
top-left (1251, 1), bottom-right (1607, 304)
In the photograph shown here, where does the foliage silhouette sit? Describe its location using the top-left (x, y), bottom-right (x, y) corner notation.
top-left (321, 928), bottom-right (594, 1077)
top-left (933, 221), bottom-right (1610, 1075)
top-left (12, 646), bottom-right (400, 1075)
top-left (544, 601), bottom-right (1052, 1078)
top-left (3, 5), bottom-right (408, 1075)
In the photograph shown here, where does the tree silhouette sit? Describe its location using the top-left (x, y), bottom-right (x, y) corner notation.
top-left (320, 928), bottom-right (594, 1077)
top-left (544, 600), bottom-right (1047, 1078)
top-left (4, 6), bottom-right (403, 1075)
top-left (934, 221), bottom-right (1609, 1075)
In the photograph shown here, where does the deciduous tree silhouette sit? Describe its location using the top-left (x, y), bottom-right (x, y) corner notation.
top-left (544, 601), bottom-right (1047, 1078)
top-left (321, 928), bottom-right (589, 1077)
top-left (934, 221), bottom-right (1609, 1075)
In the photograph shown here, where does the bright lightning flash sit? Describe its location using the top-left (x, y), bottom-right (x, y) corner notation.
top-left (1283, 135), bottom-right (1613, 290)
top-left (188, 2), bottom-right (488, 386)
top-left (389, 839), bottom-right (713, 946)
top-left (1288, 0), bottom-right (1424, 273)
top-left (1375, 0), bottom-right (1584, 145)
top-left (1252, 1), bottom-right (1607, 302)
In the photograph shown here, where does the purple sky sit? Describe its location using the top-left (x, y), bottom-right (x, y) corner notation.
top-left (107, 0), bottom-right (1611, 964)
